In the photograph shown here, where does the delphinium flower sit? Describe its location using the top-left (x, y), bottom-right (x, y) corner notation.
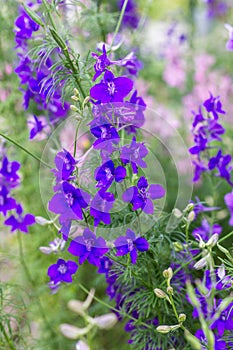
top-left (114, 229), bottom-right (149, 264)
top-left (192, 219), bottom-right (222, 242)
top-left (189, 93), bottom-right (233, 184)
top-left (51, 149), bottom-right (77, 190)
top-left (68, 228), bottom-right (109, 266)
top-left (224, 191), bottom-right (233, 225)
top-left (47, 258), bottom-right (78, 284)
top-left (204, 0), bottom-right (228, 18)
top-left (14, 2), bottom-right (70, 140)
top-left (0, 154), bottom-right (35, 232)
top-left (122, 176), bottom-right (165, 214)
top-left (120, 136), bottom-right (148, 173)
top-left (90, 70), bottom-right (133, 103)
top-left (48, 180), bottom-right (91, 239)
top-left (118, 0), bottom-right (140, 29)
top-left (225, 24), bottom-right (233, 51)
top-left (95, 160), bottom-right (126, 190)
top-left (90, 190), bottom-right (115, 226)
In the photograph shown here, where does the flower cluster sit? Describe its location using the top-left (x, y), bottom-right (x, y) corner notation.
top-left (189, 93), bottom-right (233, 184)
top-left (14, 1), bottom-right (69, 140)
top-left (0, 151), bottom-right (35, 233)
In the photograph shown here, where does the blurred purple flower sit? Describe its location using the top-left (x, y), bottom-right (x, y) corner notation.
top-left (225, 24), bottom-right (233, 51)
top-left (90, 190), bottom-right (115, 226)
top-left (4, 204), bottom-right (35, 233)
top-left (224, 191), bottom-right (233, 225)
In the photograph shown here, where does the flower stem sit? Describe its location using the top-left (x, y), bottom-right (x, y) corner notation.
top-left (0, 132), bottom-right (52, 169)
top-left (16, 232), bottom-right (56, 338)
top-left (110, 0), bottom-right (129, 50)
top-left (0, 322), bottom-right (17, 350)
top-left (78, 283), bottom-right (152, 329)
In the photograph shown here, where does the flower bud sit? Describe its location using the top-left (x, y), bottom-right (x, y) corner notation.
top-left (73, 88), bottom-right (79, 96)
top-left (206, 233), bottom-right (219, 248)
top-left (60, 324), bottom-right (90, 339)
top-left (92, 313), bottom-right (118, 329)
top-left (76, 340), bottom-right (90, 350)
top-left (154, 288), bottom-right (167, 299)
top-left (193, 254), bottom-right (209, 270)
top-left (172, 208), bottom-right (183, 218)
top-left (71, 95), bottom-right (79, 101)
top-left (163, 267), bottom-right (173, 280)
top-left (187, 211), bottom-right (195, 223)
top-left (178, 313), bottom-right (186, 323)
top-left (173, 241), bottom-right (183, 252)
top-left (184, 203), bottom-right (194, 212)
top-left (156, 325), bottom-right (171, 334)
top-left (70, 105), bottom-right (79, 112)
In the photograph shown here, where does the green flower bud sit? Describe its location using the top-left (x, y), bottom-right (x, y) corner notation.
top-left (154, 288), bottom-right (167, 299)
top-left (156, 325), bottom-right (171, 334)
top-left (178, 313), bottom-right (186, 323)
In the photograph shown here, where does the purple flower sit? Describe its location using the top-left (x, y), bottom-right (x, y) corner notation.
top-left (195, 329), bottom-right (226, 350)
top-left (208, 150), bottom-right (233, 185)
top-left (14, 9), bottom-right (40, 46)
top-left (95, 160), bottom-right (126, 190)
top-left (97, 256), bottom-right (113, 274)
top-left (225, 24), bottom-right (233, 51)
top-left (4, 204), bottom-right (35, 233)
top-left (90, 190), bottom-right (115, 226)
top-left (0, 156), bottom-right (20, 189)
top-left (48, 182), bottom-right (91, 237)
top-left (90, 122), bottom-right (120, 153)
top-left (113, 52), bottom-right (143, 76)
top-left (47, 258), bottom-right (78, 284)
top-left (28, 115), bottom-right (45, 139)
top-left (120, 136), bottom-right (148, 173)
top-left (0, 186), bottom-right (17, 216)
top-left (90, 71), bottom-right (133, 103)
top-left (114, 229), bottom-right (149, 264)
top-left (122, 176), bottom-right (165, 214)
top-left (192, 219), bottom-right (222, 242)
top-left (224, 191), bottom-right (233, 225)
top-left (52, 150), bottom-right (76, 189)
top-left (68, 228), bottom-right (109, 266)
top-left (211, 301), bottom-right (233, 337)
top-left (92, 45), bottom-right (111, 81)
top-left (118, 0), bottom-right (139, 29)
top-left (203, 92), bottom-right (225, 119)
top-left (191, 197), bottom-right (219, 218)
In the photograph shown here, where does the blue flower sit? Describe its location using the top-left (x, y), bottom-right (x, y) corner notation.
top-left (122, 176), bottom-right (165, 214)
top-left (192, 219), bottom-right (222, 242)
top-left (92, 45), bottom-right (111, 81)
top-left (90, 122), bottom-right (120, 153)
top-left (90, 190), bottom-right (115, 226)
top-left (68, 228), bottom-right (109, 266)
top-left (95, 160), bottom-right (126, 190)
top-left (90, 70), bottom-right (133, 103)
top-left (0, 156), bottom-right (20, 189)
top-left (114, 229), bottom-right (149, 264)
top-left (120, 136), bottom-right (148, 173)
top-left (0, 186), bottom-right (17, 216)
top-left (47, 258), bottom-right (78, 284)
top-left (4, 204), bottom-right (35, 233)
top-left (52, 149), bottom-right (76, 189)
top-left (208, 150), bottom-right (233, 185)
top-left (203, 92), bottom-right (225, 119)
top-left (29, 115), bottom-right (45, 140)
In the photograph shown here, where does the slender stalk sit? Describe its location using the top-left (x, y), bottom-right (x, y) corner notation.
top-left (110, 0), bottom-right (129, 50)
top-left (78, 283), bottom-right (152, 329)
top-left (0, 323), bottom-right (17, 350)
top-left (0, 132), bottom-right (52, 169)
top-left (16, 232), bottom-right (56, 337)
top-left (73, 120), bottom-right (81, 158)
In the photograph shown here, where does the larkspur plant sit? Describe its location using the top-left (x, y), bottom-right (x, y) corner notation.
top-left (1, 1), bottom-right (233, 350)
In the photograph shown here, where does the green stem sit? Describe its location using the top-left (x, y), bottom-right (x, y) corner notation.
top-left (218, 230), bottom-right (233, 243)
top-left (0, 132), bottom-right (52, 169)
top-left (16, 232), bottom-right (56, 337)
top-left (78, 283), bottom-right (152, 329)
top-left (97, 0), bottom-right (106, 42)
top-left (73, 120), bottom-right (81, 158)
top-left (42, 0), bottom-right (56, 29)
top-left (0, 322), bottom-right (17, 350)
top-left (110, 0), bottom-right (129, 50)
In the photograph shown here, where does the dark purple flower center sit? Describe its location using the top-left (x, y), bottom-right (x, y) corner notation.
top-left (65, 192), bottom-right (74, 206)
top-left (58, 264), bottom-right (67, 274)
top-left (139, 187), bottom-right (148, 200)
